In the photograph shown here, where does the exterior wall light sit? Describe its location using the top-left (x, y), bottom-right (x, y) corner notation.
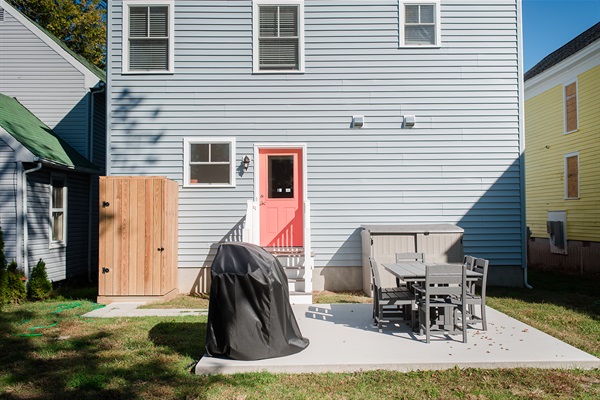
top-left (242, 155), bottom-right (251, 170)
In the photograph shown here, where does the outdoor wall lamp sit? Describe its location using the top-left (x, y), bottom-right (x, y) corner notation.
top-left (242, 155), bottom-right (251, 170)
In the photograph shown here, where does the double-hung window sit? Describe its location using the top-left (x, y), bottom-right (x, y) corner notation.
top-left (184, 138), bottom-right (236, 187)
top-left (253, 0), bottom-right (304, 73)
top-left (50, 176), bottom-right (67, 246)
top-left (564, 80), bottom-right (578, 133)
top-left (123, 0), bottom-right (174, 73)
top-left (564, 152), bottom-right (579, 200)
top-left (399, 0), bottom-right (441, 47)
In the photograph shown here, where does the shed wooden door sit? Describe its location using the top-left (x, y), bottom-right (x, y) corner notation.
top-left (259, 148), bottom-right (303, 247)
top-left (98, 176), bottom-right (178, 301)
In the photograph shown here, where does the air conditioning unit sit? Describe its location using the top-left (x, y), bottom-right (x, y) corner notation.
top-left (547, 211), bottom-right (567, 255)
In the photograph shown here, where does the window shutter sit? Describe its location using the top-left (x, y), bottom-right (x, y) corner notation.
top-left (259, 5), bottom-right (299, 70)
top-left (129, 6), bottom-right (169, 71)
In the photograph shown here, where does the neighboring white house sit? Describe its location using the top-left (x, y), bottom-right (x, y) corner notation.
top-left (0, 0), bottom-right (105, 282)
top-left (106, 0), bottom-right (527, 299)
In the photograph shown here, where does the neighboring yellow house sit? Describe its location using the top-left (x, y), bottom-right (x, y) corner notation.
top-left (524, 22), bottom-right (600, 274)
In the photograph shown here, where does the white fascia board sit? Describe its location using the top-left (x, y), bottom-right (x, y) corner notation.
top-left (0, 127), bottom-right (37, 162)
top-left (0, 0), bottom-right (102, 88)
top-left (525, 41), bottom-right (600, 100)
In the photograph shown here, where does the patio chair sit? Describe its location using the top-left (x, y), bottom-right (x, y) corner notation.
top-left (369, 257), bottom-right (415, 332)
top-left (464, 257), bottom-right (489, 331)
top-left (463, 255), bottom-right (476, 270)
top-left (394, 252), bottom-right (425, 286)
top-left (415, 263), bottom-right (467, 343)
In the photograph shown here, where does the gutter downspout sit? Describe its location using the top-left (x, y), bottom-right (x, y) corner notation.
top-left (22, 161), bottom-right (43, 279)
top-left (516, 0), bottom-right (532, 289)
top-left (87, 85), bottom-right (104, 283)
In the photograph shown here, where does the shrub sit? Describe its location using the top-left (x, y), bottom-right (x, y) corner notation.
top-left (28, 259), bottom-right (53, 301)
top-left (6, 260), bottom-right (27, 304)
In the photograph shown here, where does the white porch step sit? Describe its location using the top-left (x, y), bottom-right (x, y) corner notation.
top-left (265, 247), bottom-right (313, 304)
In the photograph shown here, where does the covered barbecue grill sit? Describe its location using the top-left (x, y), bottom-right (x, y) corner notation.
top-left (204, 242), bottom-right (309, 360)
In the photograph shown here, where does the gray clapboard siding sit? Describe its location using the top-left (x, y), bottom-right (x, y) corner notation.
top-left (108, 1), bottom-right (524, 276)
top-left (0, 7), bottom-right (90, 157)
top-left (26, 171), bottom-right (92, 281)
top-left (0, 138), bottom-right (17, 263)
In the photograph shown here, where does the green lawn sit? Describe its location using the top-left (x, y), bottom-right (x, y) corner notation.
top-left (0, 269), bottom-right (599, 399)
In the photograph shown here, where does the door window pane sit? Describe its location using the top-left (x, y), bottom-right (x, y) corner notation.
top-left (268, 155), bottom-right (294, 198)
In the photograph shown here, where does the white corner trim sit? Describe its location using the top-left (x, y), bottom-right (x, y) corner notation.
top-left (0, 0), bottom-right (102, 88)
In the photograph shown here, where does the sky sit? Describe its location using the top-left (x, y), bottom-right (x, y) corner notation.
top-left (522, 0), bottom-right (600, 72)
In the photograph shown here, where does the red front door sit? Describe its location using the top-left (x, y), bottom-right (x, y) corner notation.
top-left (259, 148), bottom-right (303, 247)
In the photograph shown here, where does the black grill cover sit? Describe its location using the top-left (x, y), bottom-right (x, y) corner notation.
top-left (204, 242), bottom-right (309, 360)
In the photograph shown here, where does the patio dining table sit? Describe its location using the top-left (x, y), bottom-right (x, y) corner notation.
top-left (381, 261), bottom-right (483, 332)
top-left (382, 261), bottom-right (482, 284)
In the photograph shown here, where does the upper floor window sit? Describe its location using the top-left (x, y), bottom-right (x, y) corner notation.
top-left (564, 80), bottom-right (578, 133)
top-left (564, 152), bottom-right (579, 200)
top-left (183, 138), bottom-right (236, 188)
top-left (50, 175), bottom-right (67, 247)
top-left (253, 0), bottom-right (305, 73)
top-left (123, 0), bottom-right (174, 73)
top-left (399, 0), bottom-right (441, 47)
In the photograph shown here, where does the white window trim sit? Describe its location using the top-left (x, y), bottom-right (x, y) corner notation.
top-left (564, 151), bottom-right (580, 200)
top-left (252, 0), bottom-right (305, 74)
top-left (563, 78), bottom-right (578, 134)
top-left (50, 174), bottom-right (67, 248)
top-left (122, 0), bottom-right (175, 74)
top-left (183, 137), bottom-right (237, 188)
top-left (399, 0), bottom-right (441, 48)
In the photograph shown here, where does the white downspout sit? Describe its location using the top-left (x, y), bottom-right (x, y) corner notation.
top-left (516, 0), bottom-right (532, 289)
top-left (22, 161), bottom-right (43, 279)
top-left (88, 84), bottom-right (105, 282)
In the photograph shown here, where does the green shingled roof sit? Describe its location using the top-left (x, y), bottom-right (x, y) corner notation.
top-left (0, 93), bottom-right (97, 171)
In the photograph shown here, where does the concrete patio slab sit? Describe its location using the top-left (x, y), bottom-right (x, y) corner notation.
top-left (195, 303), bottom-right (600, 375)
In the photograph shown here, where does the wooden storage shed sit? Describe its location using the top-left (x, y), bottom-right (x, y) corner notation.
top-left (98, 176), bottom-right (179, 304)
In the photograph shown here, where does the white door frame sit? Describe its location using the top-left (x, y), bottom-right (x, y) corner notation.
top-left (253, 143), bottom-right (308, 245)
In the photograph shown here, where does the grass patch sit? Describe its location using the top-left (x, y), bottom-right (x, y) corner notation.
top-left (487, 269), bottom-right (600, 358)
top-left (313, 290), bottom-right (372, 304)
top-left (138, 293), bottom-right (210, 309)
top-left (0, 269), bottom-right (599, 399)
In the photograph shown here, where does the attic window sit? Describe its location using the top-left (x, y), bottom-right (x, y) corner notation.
top-left (123, 1), bottom-right (174, 73)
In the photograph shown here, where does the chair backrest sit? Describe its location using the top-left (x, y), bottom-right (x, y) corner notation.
top-left (369, 257), bottom-right (383, 290)
top-left (472, 258), bottom-right (489, 293)
top-left (396, 252), bottom-right (424, 263)
top-left (424, 263), bottom-right (467, 298)
top-left (463, 255), bottom-right (476, 270)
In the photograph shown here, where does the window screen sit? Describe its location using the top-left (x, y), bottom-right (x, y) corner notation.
top-left (188, 142), bottom-right (232, 185)
top-left (129, 6), bottom-right (169, 71)
top-left (259, 5), bottom-right (299, 70)
top-left (404, 3), bottom-right (436, 45)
